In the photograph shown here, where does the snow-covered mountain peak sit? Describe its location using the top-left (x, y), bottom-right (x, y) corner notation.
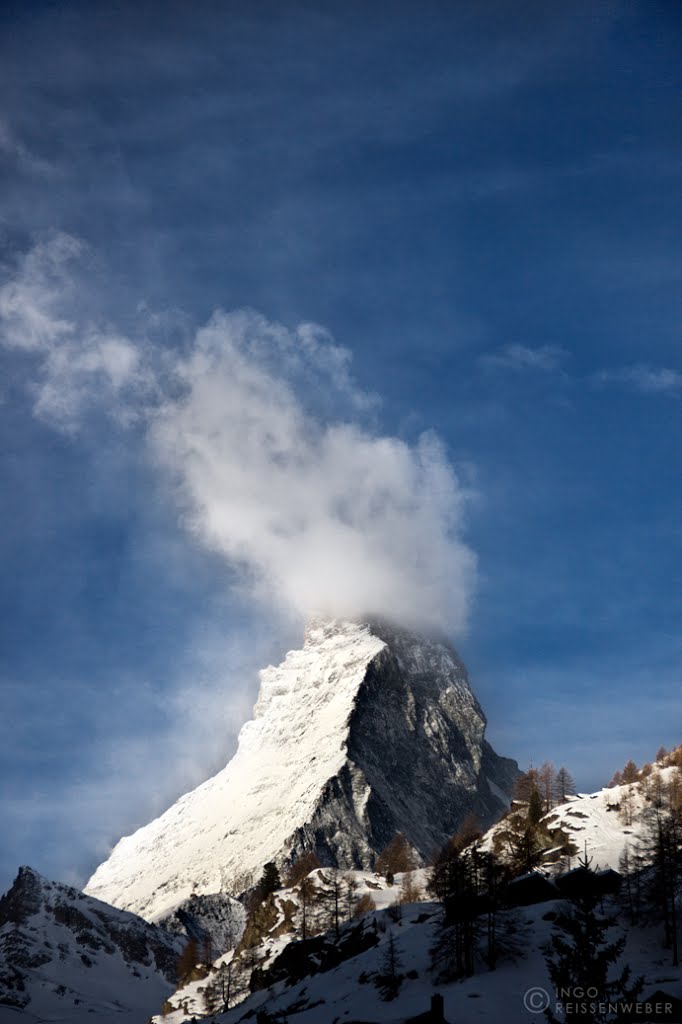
top-left (252, 617), bottom-right (384, 721)
top-left (0, 866), bottom-right (181, 1020)
top-left (85, 618), bottom-right (517, 923)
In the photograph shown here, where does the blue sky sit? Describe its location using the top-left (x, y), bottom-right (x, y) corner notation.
top-left (0, 1), bottom-right (680, 892)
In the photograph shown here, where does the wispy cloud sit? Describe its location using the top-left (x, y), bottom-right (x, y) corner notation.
top-left (591, 364), bottom-right (682, 396)
top-left (480, 343), bottom-right (567, 372)
top-left (0, 616), bottom-right (283, 887)
top-left (0, 233), bottom-right (150, 429)
top-left (0, 234), bottom-right (476, 633)
top-left (0, 119), bottom-right (58, 178)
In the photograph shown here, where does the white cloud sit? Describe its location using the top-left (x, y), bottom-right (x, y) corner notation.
top-left (150, 310), bottom-right (475, 631)
top-left (591, 364), bottom-right (682, 396)
top-left (0, 233), bottom-right (80, 352)
top-left (0, 233), bottom-right (148, 428)
top-left (1, 236), bottom-right (475, 633)
top-left (480, 342), bottom-right (567, 372)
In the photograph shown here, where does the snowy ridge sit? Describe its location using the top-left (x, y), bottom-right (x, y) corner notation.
top-left (85, 618), bottom-right (517, 923)
top-left (542, 768), bottom-right (681, 871)
top-left (86, 621), bottom-right (385, 920)
top-left (0, 866), bottom-right (181, 1022)
top-left (483, 766), bottom-right (681, 873)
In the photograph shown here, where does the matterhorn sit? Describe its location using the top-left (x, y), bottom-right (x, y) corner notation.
top-left (85, 618), bottom-right (518, 922)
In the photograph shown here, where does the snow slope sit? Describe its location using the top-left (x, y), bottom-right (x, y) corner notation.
top-left (86, 620), bottom-right (385, 920)
top-left (155, 867), bottom-right (431, 1023)
top-left (0, 866), bottom-right (181, 1023)
top-left (484, 768), bottom-right (682, 875)
top-left (540, 772), bottom-right (680, 871)
top-left (206, 899), bottom-right (682, 1024)
top-left (86, 619), bottom-right (517, 922)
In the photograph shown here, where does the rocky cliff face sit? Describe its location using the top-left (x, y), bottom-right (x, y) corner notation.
top-left (85, 619), bottom-right (518, 922)
top-left (0, 866), bottom-right (181, 1020)
top-left (159, 892), bottom-right (246, 961)
top-left (302, 619), bottom-right (519, 864)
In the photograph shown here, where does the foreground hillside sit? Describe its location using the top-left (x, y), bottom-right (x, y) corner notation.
top-left (207, 900), bottom-right (681, 1024)
top-left (153, 751), bottom-right (682, 1024)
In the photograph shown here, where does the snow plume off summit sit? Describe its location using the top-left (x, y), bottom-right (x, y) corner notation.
top-left (0, 236), bottom-right (476, 632)
top-left (150, 310), bottom-right (476, 632)
top-left (85, 619), bottom-right (518, 922)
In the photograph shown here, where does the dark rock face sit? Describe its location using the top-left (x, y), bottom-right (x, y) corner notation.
top-left (0, 865), bottom-right (43, 928)
top-left (0, 866), bottom-right (182, 1018)
top-left (351, 622), bottom-right (518, 856)
top-left (253, 919), bottom-right (379, 991)
top-left (290, 621), bottom-right (519, 868)
top-left (160, 891), bottom-right (246, 959)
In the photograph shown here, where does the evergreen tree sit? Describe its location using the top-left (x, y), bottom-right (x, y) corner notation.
top-left (637, 804), bottom-right (681, 966)
top-left (544, 856), bottom-right (643, 1023)
top-left (480, 850), bottom-right (509, 970)
top-left (428, 833), bottom-right (481, 979)
top-left (255, 861), bottom-right (281, 902)
top-left (528, 787), bottom-right (545, 827)
top-left (376, 932), bottom-right (402, 1000)
top-left (618, 843), bottom-right (641, 926)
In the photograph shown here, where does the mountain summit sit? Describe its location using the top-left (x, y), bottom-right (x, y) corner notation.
top-left (85, 619), bottom-right (518, 921)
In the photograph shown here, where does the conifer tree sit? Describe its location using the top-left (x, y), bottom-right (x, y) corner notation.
top-left (319, 869), bottom-right (343, 937)
top-left (513, 766), bottom-right (540, 803)
top-left (528, 787), bottom-right (545, 827)
top-left (429, 832), bottom-right (481, 979)
top-left (376, 833), bottom-right (416, 877)
top-left (377, 932), bottom-right (402, 1000)
top-left (555, 766), bottom-right (576, 803)
top-left (176, 937), bottom-right (199, 986)
top-left (256, 861), bottom-right (281, 902)
top-left (399, 870), bottom-right (422, 905)
top-left (539, 761), bottom-right (556, 812)
top-left (618, 843), bottom-right (641, 926)
top-left (544, 855), bottom-right (643, 1023)
top-left (343, 873), bottom-right (359, 920)
top-left (637, 804), bottom-right (681, 966)
top-left (298, 874), bottom-right (319, 940)
top-left (285, 851), bottom-right (321, 887)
